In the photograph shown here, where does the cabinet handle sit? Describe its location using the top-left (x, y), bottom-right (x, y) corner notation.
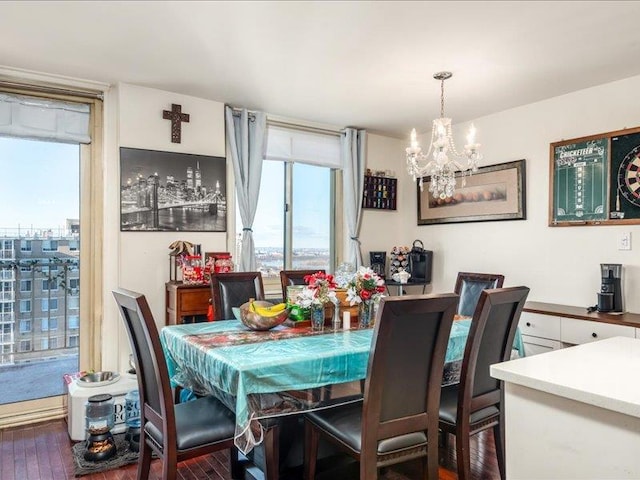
top-left (526, 322), bottom-right (531, 327)
top-left (592, 332), bottom-right (598, 338)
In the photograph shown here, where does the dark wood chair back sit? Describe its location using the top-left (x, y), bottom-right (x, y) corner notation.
top-left (362, 293), bottom-right (458, 478)
top-left (454, 272), bottom-right (505, 317)
top-left (113, 288), bottom-right (174, 441)
top-left (113, 288), bottom-right (240, 480)
top-left (279, 269), bottom-right (325, 300)
top-left (210, 272), bottom-right (265, 320)
top-left (441, 286), bottom-right (529, 480)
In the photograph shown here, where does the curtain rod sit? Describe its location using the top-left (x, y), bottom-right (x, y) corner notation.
top-left (228, 105), bottom-right (345, 137)
top-left (0, 80), bottom-right (104, 100)
top-left (267, 119), bottom-right (342, 137)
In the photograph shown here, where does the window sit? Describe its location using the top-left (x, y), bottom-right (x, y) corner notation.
top-left (41, 317), bottom-right (58, 331)
top-left (68, 315), bottom-right (80, 329)
top-left (68, 296), bottom-right (79, 310)
top-left (2, 240), bottom-right (11, 250)
top-left (69, 335), bottom-right (79, 348)
top-left (19, 320), bottom-right (31, 333)
top-left (2, 323), bottom-right (11, 334)
top-left (68, 278), bottom-right (79, 290)
top-left (41, 338), bottom-right (48, 350)
top-left (243, 124), bottom-right (340, 284)
top-left (2, 345), bottom-right (11, 354)
top-left (1, 303), bottom-right (11, 313)
top-left (0, 87), bottom-right (101, 410)
top-left (19, 340), bottom-right (31, 352)
top-left (42, 279), bottom-right (58, 291)
top-left (20, 280), bottom-right (31, 292)
top-left (41, 298), bottom-right (58, 312)
top-left (248, 161), bottom-right (334, 278)
top-left (41, 240), bottom-right (58, 252)
top-left (20, 265), bottom-right (31, 273)
top-left (19, 300), bottom-right (31, 313)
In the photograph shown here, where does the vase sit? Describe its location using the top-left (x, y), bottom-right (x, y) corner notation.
top-left (359, 300), bottom-right (374, 329)
top-left (310, 304), bottom-right (325, 331)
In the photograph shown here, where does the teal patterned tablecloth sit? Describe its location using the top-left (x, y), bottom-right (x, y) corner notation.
top-left (160, 319), bottom-right (524, 453)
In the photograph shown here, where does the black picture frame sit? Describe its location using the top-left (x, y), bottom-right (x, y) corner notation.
top-left (417, 160), bottom-right (526, 225)
top-left (120, 147), bottom-right (227, 232)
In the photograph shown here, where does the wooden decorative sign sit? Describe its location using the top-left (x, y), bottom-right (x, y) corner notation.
top-left (162, 103), bottom-right (190, 143)
top-left (550, 126), bottom-right (640, 226)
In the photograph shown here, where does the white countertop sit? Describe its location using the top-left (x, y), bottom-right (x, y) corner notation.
top-left (491, 336), bottom-right (640, 418)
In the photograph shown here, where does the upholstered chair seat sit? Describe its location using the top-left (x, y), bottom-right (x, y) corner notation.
top-left (145, 395), bottom-right (236, 451)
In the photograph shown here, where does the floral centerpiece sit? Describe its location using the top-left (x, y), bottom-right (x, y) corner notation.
top-left (297, 271), bottom-right (338, 307)
top-left (293, 271), bottom-right (338, 330)
top-left (346, 266), bottom-right (386, 328)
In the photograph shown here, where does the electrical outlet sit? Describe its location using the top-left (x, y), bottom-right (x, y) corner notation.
top-left (618, 232), bottom-right (632, 250)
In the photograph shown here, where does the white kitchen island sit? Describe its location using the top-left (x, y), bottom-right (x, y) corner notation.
top-left (490, 336), bottom-right (640, 480)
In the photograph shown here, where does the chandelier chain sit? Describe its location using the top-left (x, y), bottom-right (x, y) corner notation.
top-left (440, 78), bottom-right (445, 118)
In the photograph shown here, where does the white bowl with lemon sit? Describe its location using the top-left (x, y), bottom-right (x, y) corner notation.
top-left (238, 299), bottom-right (290, 330)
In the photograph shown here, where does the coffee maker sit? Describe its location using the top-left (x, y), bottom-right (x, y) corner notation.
top-left (597, 263), bottom-right (623, 313)
top-left (369, 251), bottom-right (386, 278)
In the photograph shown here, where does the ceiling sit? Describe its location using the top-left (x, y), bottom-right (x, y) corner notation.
top-left (2, 1), bottom-right (640, 138)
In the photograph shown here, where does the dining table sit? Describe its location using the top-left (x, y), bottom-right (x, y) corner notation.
top-left (160, 317), bottom-right (525, 455)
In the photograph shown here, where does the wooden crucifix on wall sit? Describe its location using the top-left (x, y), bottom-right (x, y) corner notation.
top-left (162, 103), bottom-right (190, 143)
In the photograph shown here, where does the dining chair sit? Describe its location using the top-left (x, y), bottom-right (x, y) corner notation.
top-left (454, 271), bottom-right (505, 317)
top-left (210, 271), bottom-right (265, 320)
top-left (279, 269), bottom-right (325, 300)
top-left (303, 293), bottom-right (459, 480)
top-left (438, 286), bottom-right (530, 480)
top-left (112, 288), bottom-right (242, 480)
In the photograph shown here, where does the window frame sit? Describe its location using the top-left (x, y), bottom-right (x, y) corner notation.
top-left (0, 81), bottom-right (103, 425)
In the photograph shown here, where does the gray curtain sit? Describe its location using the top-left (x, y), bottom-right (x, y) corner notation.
top-left (225, 106), bottom-right (266, 271)
top-left (342, 128), bottom-right (367, 267)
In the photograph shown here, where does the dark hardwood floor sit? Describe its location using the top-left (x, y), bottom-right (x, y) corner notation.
top-left (0, 419), bottom-right (499, 479)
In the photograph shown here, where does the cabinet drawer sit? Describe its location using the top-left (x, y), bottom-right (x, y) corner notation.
top-left (521, 334), bottom-right (563, 357)
top-left (519, 312), bottom-right (561, 341)
top-left (561, 318), bottom-right (635, 345)
top-left (179, 288), bottom-right (211, 315)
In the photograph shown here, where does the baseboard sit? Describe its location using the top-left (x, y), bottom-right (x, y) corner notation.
top-left (0, 403), bottom-right (67, 429)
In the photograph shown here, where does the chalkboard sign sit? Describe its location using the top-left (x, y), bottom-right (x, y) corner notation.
top-left (550, 126), bottom-right (640, 226)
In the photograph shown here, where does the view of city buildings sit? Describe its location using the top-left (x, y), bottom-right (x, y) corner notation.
top-left (0, 221), bottom-right (80, 404)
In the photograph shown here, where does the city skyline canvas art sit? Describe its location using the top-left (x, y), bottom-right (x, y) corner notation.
top-left (119, 147), bottom-right (227, 232)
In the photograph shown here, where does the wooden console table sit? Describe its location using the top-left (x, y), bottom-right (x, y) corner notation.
top-left (165, 281), bottom-right (211, 325)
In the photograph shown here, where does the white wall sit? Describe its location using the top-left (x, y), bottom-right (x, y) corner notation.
top-left (104, 83), bottom-right (230, 372)
top-left (103, 74), bottom-right (640, 372)
top-left (359, 75), bottom-right (640, 313)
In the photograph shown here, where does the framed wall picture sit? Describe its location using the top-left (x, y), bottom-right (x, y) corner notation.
top-left (417, 160), bottom-right (526, 225)
top-left (549, 126), bottom-right (640, 226)
top-left (120, 147), bottom-right (227, 231)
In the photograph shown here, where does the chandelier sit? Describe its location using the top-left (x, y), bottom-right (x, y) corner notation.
top-left (405, 72), bottom-right (482, 199)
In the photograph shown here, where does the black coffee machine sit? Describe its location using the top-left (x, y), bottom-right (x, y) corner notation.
top-left (597, 263), bottom-right (623, 313)
top-left (370, 251), bottom-right (386, 278)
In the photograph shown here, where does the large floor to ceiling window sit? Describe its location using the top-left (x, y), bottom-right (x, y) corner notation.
top-left (0, 137), bottom-right (80, 404)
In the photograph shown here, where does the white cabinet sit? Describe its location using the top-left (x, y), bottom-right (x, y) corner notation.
top-left (561, 317), bottom-right (635, 346)
top-left (519, 312), bottom-right (562, 356)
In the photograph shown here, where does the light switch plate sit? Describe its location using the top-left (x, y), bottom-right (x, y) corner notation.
top-left (618, 232), bottom-right (632, 250)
